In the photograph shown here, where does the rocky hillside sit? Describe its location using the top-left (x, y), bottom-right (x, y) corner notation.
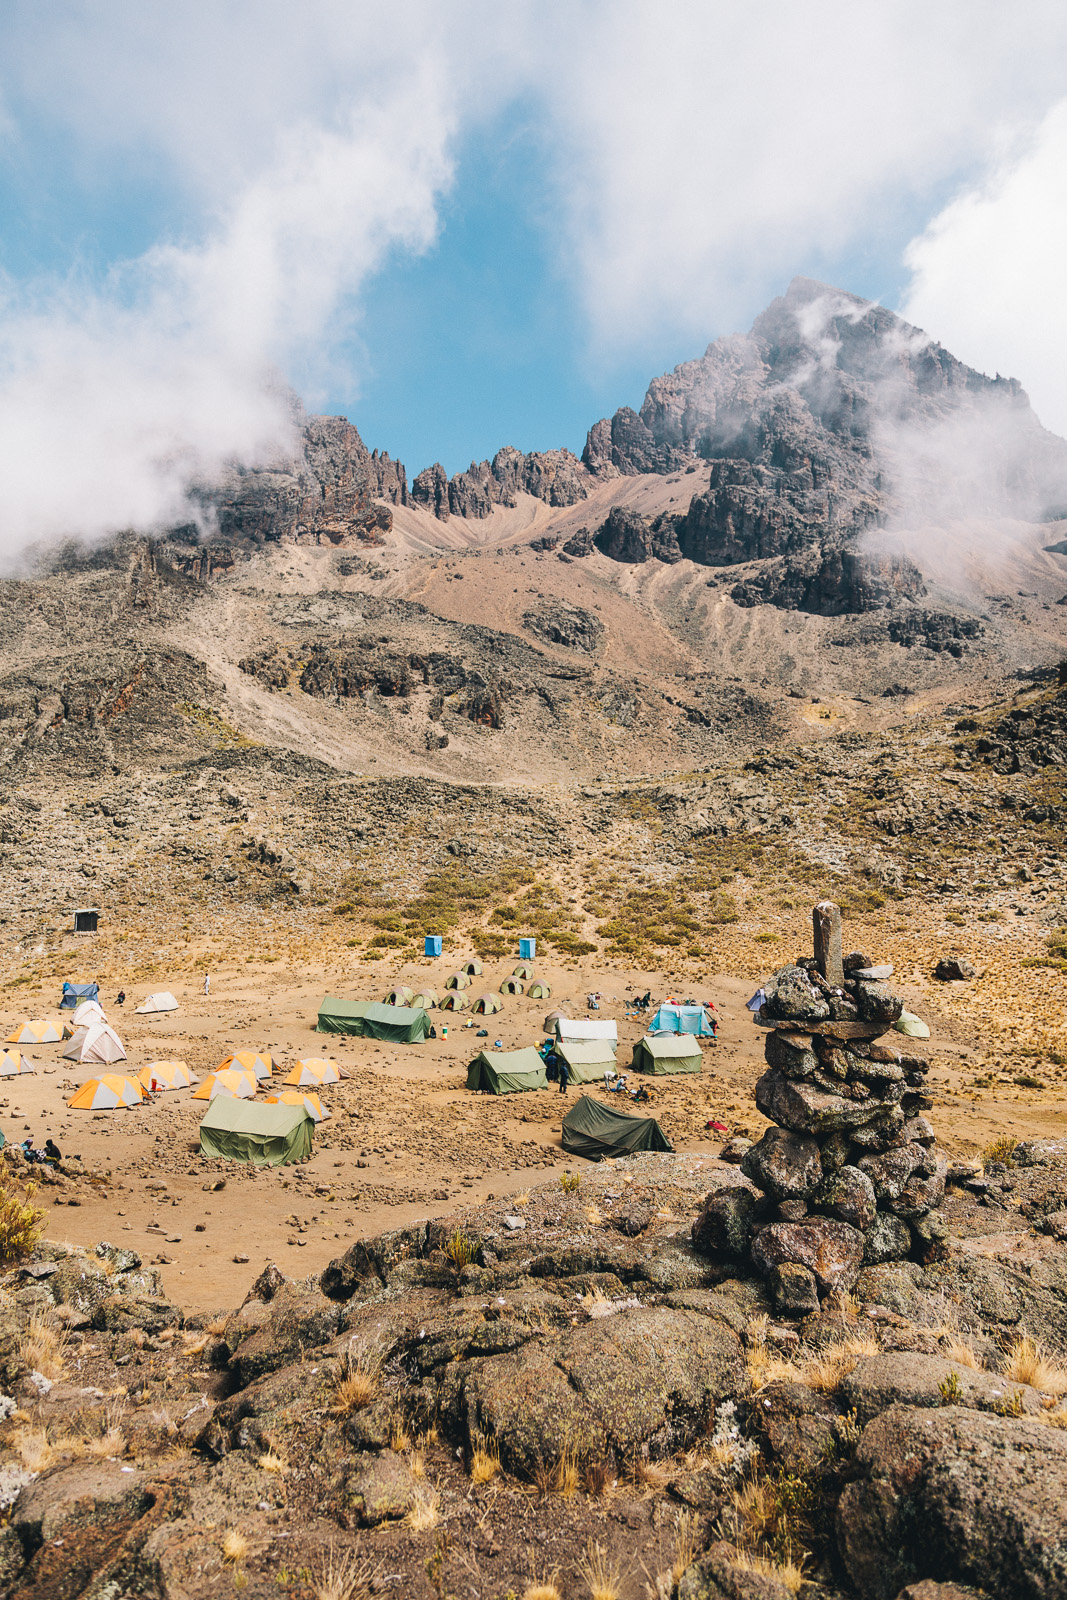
top-left (0, 1134), bottom-right (1065, 1599)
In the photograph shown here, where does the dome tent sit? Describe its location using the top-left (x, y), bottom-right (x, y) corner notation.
top-left (138, 1061), bottom-right (197, 1092)
top-left (513, 962), bottom-right (535, 979)
top-left (220, 1050), bottom-right (273, 1080)
top-left (471, 992), bottom-right (504, 1015)
top-left (135, 992), bottom-right (178, 1015)
top-left (439, 991), bottom-right (469, 1011)
top-left (266, 1089), bottom-right (330, 1122)
top-left (411, 988), bottom-right (438, 1009)
top-left (500, 977), bottom-right (524, 995)
top-left (385, 986), bottom-right (414, 1007)
top-left (0, 1051), bottom-right (35, 1077)
top-left (462, 959), bottom-right (483, 976)
top-left (6, 1021), bottom-right (60, 1045)
top-left (192, 1068), bottom-right (257, 1101)
top-left (68, 1074), bottom-right (145, 1110)
top-left (528, 981), bottom-right (551, 1000)
top-left (62, 1023), bottom-right (126, 1065)
top-left (445, 972), bottom-right (471, 990)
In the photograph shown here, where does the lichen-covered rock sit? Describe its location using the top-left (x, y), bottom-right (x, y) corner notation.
top-left (862, 1213), bottom-right (912, 1265)
top-left (227, 1287), bottom-right (347, 1388)
top-left (764, 1031), bottom-right (817, 1079)
top-left (764, 965), bottom-right (830, 1022)
top-left (812, 1164), bottom-right (878, 1230)
top-left (837, 1404), bottom-right (1067, 1599)
top-left (755, 1068), bottom-right (893, 1137)
top-left (740, 1128), bottom-right (823, 1199)
top-left (692, 1188), bottom-right (769, 1258)
top-left (750, 1218), bottom-right (866, 1294)
top-left (853, 980), bottom-right (904, 1024)
top-left (767, 1261), bottom-right (819, 1317)
top-left (341, 1450), bottom-right (414, 1526)
top-left (840, 1351), bottom-right (1044, 1425)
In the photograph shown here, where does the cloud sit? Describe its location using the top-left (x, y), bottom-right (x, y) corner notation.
top-left (538, 1), bottom-right (1067, 354)
top-left (902, 98), bottom-right (1067, 436)
top-left (0, 6), bottom-right (462, 554)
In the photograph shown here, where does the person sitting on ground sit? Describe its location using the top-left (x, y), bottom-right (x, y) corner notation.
top-left (43, 1138), bottom-right (61, 1164)
top-left (116, 990), bottom-right (126, 1006)
top-left (20, 1138), bottom-right (39, 1164)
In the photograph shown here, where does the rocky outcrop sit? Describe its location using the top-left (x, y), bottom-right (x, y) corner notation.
top-left (522, 603), bottom-right (604, 653)
top-left (203, 408), bottom-right (406, 547)
top-left (411, 446), bottom-right (589, 521)
top-left (593, 506), bottom-right (682, 563)
top-left (729, 548), bottom-right (926, 616)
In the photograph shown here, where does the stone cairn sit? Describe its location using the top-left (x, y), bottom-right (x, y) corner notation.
top-left (693, 900), bottom-right (946, 1317)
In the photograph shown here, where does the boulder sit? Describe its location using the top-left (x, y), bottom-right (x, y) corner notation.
top-left (767, 1262), bottom-right (819, 1317)
top-left (227, 1287), bottom-right (347, 1387)
top-left (812, 1165), bottom-right (878, 1230)
top-left (857, 1142), bottom-right (933, 1202)
top-left (750, 1218), bottom-right (866, 1294)
top-left (934, 957), bottom-right (977, 981)
top-left (764, 1031), bottom-right (817, 1079)
top-left (755, 1068), bottom-right (892, 1137)
top-left (764, 966), bottom-right (830, 1023)
top-left (342, 1450), bottom-right (414, 1526)
top-left (740, 1128), bottom-right (823, 1199)
top-left (677, 1540), bottom-right (800, 1599)
top-left (692, 1188), bottom-right (769, 1259)
top-left (839, 1351), bottom-right (1044, 1425)
top-left (837, 1404), bottom-right (1067, 1599)
top-left (753, 1379), bottom-right (842, 1473)
top-left (853, 980), bottom-right (904, 1024)
top-left (862, 1213), bottom-right (912, 1265)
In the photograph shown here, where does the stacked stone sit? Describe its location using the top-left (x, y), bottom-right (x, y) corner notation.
top-left (693, 900), bottom-right (947, 1317)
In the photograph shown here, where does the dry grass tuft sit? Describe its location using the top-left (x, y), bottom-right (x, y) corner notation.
top-left (630, 1454), bottom-right (670, 1493)
top-left (313, 1543), bottom-right (377, 1600)
top-left (584, 1204), bottom-right (604, 1227)
top-left (17, 1311), bottom-right (68, 1381)
top-left (88, 1400), bottom-right (127, 1460)
top-left (14, 1426), bottom-right (54, 1473)
top-left (521, 1582), bottom-right (562, 1600)
top-left (1003, 1336), bottom-right (1067, 1395)
top-left (404, 1485), bottom-right (440, 1532)
top-left (942, 1337), bottom-right (982, 1371)
top-left (729, 1548), bottom-right (806, 1595)
top-left (583, 1457), bottom-right (613, 1497)
top-left (182, 1333), bottom-right (209, 1357)
top-left (257, 1451), bottom-right (287, 1474)
top-left (407, 1445), bottom-right (426, 1481)
top-left (222, 1528), bottom-right (248, 1565)
top-left (671, 1509), bottom-right (698, 1586)
top-left (330, 1349), bottom-right (380, 1414)
top-left (512, 1190), bottom-right (531, 1207)
top-left (579, 1540), bottom-right (623, 1600)
top-left (469, 1432), bottom-right (500, 1485)
top-left (390, 1414), bottom-right (412, 1454)
top-left (746, 1341), bottom-right (802, 1391)
top-left (1039, 1405), bottom-right (1067, 1429)
top-left (205, 1315), bottom-right (229, 1337)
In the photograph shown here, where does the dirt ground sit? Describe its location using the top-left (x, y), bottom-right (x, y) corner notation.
top-left (3, 940), bottom-right (1062, 1316)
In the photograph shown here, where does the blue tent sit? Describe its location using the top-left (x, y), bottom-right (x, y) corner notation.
top-left (60, 982), bottom-right (99, 1010)
top-left (649, 1003), bottom-right (715, 1037)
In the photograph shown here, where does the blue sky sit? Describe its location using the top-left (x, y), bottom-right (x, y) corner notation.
top-left (2, 2), bottom-right (1067, 545)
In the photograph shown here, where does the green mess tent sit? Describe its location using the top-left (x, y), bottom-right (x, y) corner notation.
top-left (316, 998), bottom-right (431, 1041)
top-left (631, 1034), bottom-right (703, 1075)
top-left (557, 1038), bottom-right (616, 1085)
top-left (561, 1095), bottom-right (673, 1161)
top-left (466, 1047), bottom-right (548, 1094)
top-left (199, 1096), bottom-right (313, 1166)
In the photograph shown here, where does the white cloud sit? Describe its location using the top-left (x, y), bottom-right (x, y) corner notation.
top-left (902, 98), bottom-right (1067, 435)
top-left (538, 1), bottom-right (1067, 353)
top-left (0, 16), bottom-right (459, 553)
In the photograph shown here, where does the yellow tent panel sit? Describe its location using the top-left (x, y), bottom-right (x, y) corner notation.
top-left (68, 1074), bottom-right (145, 1110)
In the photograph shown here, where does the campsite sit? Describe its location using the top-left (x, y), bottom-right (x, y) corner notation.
top-left (0, 935), bottom-right (1029, 1313)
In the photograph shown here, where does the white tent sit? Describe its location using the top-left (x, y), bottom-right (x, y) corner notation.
top-left (71, 1000), bottom-right (107, 1028)
top-left (555, 1018), bottom-right (618, 1044)
top-left (62, 1022), bottom-right (127, 1065)
top-left (135, 992), bottom-right (178, 1015)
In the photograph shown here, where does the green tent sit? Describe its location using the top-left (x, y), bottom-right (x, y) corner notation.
top-left (466, 1047), bottom-right (548, 1094)
top-left (528, 981), bottom-right (551, 999)
top-left (316, 998), bottom-right (431, 1041)
top-left (500, 977), bottom-right (524, 995)
top-left (199, 1096), bottom-right (313, 1166)
top-left (631, 1034), bottom-right (703, 1075)
top-left (561, 1095), bottom-right (673, 1161)
top-left (385, 986), bottom-right (414, 1006)
top-left (557, 1038), bottom-right (616, 1085)
top-left (440, 990), bottom-right (469, 1011)
top-left (472, 992), bottom-right (504, 1015)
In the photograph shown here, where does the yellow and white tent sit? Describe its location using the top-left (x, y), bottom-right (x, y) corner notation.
top-left (0, 1050), bottom-right (35, 1076)
top-left (283, 1058), bottom-right (340, 1087)
top-left (68, 1074), bottom-right (145, 1110)
top-left (266, 1089), bottom-right (330, 1122)
top-left (62, 1023), bottom-right (126, 1065)
top-left (219, 1050), bottom-right (273, 1081)
top-left (192, 1068), bottom-right (257, 1101)
top-left (138, 1061), bottom-right (197, 1093)
top-left (136, 992), bottom-right (179, 1015)
top-left (6, 1020), bottom-right (61, 1045)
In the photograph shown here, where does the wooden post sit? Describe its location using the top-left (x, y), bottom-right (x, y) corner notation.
top-left (813, 900), bottom-right (844, 987)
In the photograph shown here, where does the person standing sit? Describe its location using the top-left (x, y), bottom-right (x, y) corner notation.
top-left (204, 973), bottom-right (211, 997)
top-left (558, 1056), bottom-right (569, 1094)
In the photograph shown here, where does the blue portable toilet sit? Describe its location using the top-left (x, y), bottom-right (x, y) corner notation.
top-left (519, 938), bottom-right (536, 961)
top-left (424, 935), bottom-right (443, 957)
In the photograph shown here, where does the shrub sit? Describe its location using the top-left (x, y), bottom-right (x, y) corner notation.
top-left (558, 1172), bottom-right (581, 1195)
top-left (982, 1134), bottom-right (1019, 1166)
top-left (0, 1179), bottom-right (45, 1263)
top-left (443, 1231), bottom-right (476, 1270)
